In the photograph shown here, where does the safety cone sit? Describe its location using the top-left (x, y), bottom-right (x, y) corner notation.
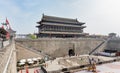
top-left (20, 70), bottom-right (22, 73)
top-left (26, 67), bottom-right (29, 73)
top-left (34, 70), bottom-right (36, 73)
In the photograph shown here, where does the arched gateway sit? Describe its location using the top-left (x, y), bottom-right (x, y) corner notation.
top-left (68, 49), bottom-right (75, 56)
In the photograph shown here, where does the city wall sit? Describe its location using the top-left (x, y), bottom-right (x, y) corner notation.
top-left (15, 38), bottom-right (106, 58)
top-left (0, 42), bottom-right (17, 73)
top-left (107, 38), bottom-right (120, 51)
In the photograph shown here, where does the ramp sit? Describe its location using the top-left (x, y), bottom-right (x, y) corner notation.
top-left (16, 43), bottom-right (44, 61)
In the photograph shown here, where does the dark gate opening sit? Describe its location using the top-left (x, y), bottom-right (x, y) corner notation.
top-left (68, 49), bottom-right (75, 56)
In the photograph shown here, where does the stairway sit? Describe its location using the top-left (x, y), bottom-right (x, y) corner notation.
top-left (89, 38), bottom-right (110, 55)
top-left (16, 43), bottom-right (44, 61)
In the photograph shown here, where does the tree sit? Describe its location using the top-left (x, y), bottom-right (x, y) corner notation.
top-left (28, 34), bottom-right (36, 39)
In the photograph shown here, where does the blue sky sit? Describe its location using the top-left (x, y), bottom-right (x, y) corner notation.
top-left (0, 0), bottom-right (120, 35)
